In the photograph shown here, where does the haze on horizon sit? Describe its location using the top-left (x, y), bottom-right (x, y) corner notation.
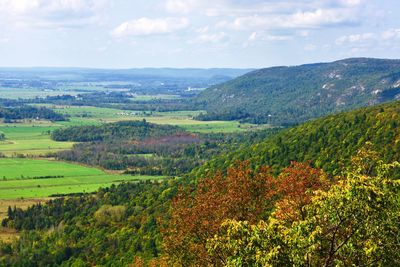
top-left (0, 0), bottom-right (399, 69)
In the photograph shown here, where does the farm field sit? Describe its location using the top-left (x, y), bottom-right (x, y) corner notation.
top-left (51, 105), bottom-right (267, 133)
top-left (0, 101), bottom-right (268, 234)
top-left (0, 87), bottom-right (86, 99)
top-left (0, 123), bottom-right (74, 156)
top-left (0, 81), bottom-right (131, 99)
top-left (0, 105), bottom-right (269, 156)
top-left (0, 158), bottom-right (164, 200)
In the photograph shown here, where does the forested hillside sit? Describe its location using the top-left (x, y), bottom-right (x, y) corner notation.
top-left (0, 181), bottom-right (178, 265)
top-left (194, 100), bottom-right (400, 177)
top-left (196, 58), bottom-right (400, 125)
top-left (1, 101), bottom-right (400, 266)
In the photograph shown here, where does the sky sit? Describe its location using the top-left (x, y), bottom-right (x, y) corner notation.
top-left (0, 0), bottom-right (399, 68)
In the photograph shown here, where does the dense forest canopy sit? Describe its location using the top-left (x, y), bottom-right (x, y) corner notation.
top-left (0, 106), bottom-right (66, 122)
top-left (196, 58), bottom-right (400, 125)
top-left (1, 100), bottom-right (400, 266)
top-left (51, 120), bottom-right (184, 142)
top-left (52, 120), bottom-right (280, 175)
top-left (194, 100), bottom-right (400, 177)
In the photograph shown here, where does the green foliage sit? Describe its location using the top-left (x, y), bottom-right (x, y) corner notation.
top-left (197, 58), bottom-right (400, 125)
top-left (0, 106), bottom-right (66, 122)
top-left (94, 205), bottom-right (126, 226)
top-left (207, 151), bottom-right (400, 266)
top-left (195, 101), bottom-right (400, 177)
top-left (1, 96), bottom-right (400, 266)
top-left (164, 161), bottom-right (328, 266)
top-left (0, 180), bottom-right (179, 266)
top-left (51, 120), bottom-right (184, 142)
top-left (54, 121), bottom-right (279, 175)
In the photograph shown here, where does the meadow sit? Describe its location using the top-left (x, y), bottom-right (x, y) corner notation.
top-left (0, 105), bottom-right (268, 157)
top-left (0, 158), bottom-right (164, 200)
top-left (0, 122), bottom-right (74, 156)
top-left (52, 105), bottom-right (266, 133)
top-left (0, 87), bottom-right (86, 99)
top-left (0, 99), bottom-right (267, 241)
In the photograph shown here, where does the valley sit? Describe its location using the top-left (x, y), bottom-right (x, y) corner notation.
top-left (0, 61), bottom-right (399, 266)
top-left (0, 69), bottom-right (272, 247)
top-left (2, 0), bottom-right (400, 265)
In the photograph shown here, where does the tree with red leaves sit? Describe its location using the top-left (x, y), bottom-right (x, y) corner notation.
top-left (163, 161), bottom-right (329, 266)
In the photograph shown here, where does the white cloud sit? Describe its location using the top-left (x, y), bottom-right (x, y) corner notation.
top-left (190, 25), bottom-right (229, 44)
top-left (288, 8), bottom-right (358, 28)
top-left (304, 44), bottom-right (317, 51)
top-left (165, 0), bottom-right (200, 14)
top-left (265, 35), bottom-right (293, 41)
top-left (334, 29), bottom-right (400, 53)
top-left (112, 17), bottom-right (189, 38)
top-left (196, 32), bottom-right (228, 43)
top-left (382, 28), bottom-right (400, 40)
top-left (248, 32), bottom-right (257, 41)
top-left (335, 0), bottom-right (362, 7)
top-left (222, 7), bottom-right (359, 31)
top-left (335, 33), bottom-right (375, 45)
top-left (0, 0), bottom-right (108, 28)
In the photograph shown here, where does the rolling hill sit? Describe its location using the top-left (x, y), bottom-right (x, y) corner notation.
top-left (2, 100), bottom-right (400, 265)
top-left (194, 100), bottom-right (400, 177)
top-left (196, 58), bottom-right (400, 125)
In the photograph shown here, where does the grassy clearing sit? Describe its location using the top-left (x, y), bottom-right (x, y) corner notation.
top-left (0, 87), bottom-right (86, 99)
top-left (0, 123), bottom-right (74, 156)
top-left (0, 106), bottom-right (268, 156)
top-left (0, 198), bottom-right (52, 220)
top-left (0, 158), bottom-right (164, 200)
top-left (50, 105), bottom-right (264, 133)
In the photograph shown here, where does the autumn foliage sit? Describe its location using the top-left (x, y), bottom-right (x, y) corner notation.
top-left (206, 148), bottom-right (400, 266)
top-left (272, 161), bottom-right (330, 222)
top-left (163, 161), bottom-right (329, 266)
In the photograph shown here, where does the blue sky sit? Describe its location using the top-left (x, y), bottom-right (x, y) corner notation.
top-left (0, 0), bottom-right (399, 68)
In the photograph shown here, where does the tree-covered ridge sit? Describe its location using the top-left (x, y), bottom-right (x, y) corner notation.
top-left (0, 106), bottom-right (66, 122)
top-left (194, 100), bottom-right (400, 177)
top-left (196, 58), bottom-right (400, 125)
top-left (51, 120), bottom-right (184, 142)
top-left (1, 180), bottom-right (178, 266)
top-left (1, 101), bottom-right (400, 265)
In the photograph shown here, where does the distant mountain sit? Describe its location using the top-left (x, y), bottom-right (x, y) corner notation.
top-left (196, 58), bottom-right (400, 125)
top-left (193, 100), bottom-right (400, 177)
top-left (0, 67), bottom-right (252, 82)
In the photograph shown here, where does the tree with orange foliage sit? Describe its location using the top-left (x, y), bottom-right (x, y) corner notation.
top-left (273, 161), bottom-right (330, 222)
top-left (208, 151), bottom-right (400, 266)
top-left (163, 161), bottom-right (329, 266)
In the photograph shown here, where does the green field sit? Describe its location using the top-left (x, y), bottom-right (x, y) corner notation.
top-left (0, 123), bottom-right (74, 156)
top-left (0, 105), bottom-right (269, 157)
top-left (0, 104), bottom-right (267, 199)
top-left (0, 88), bottom-right (86, 99)
top-left (0, 105), bottom-right (269, 156)
top-left (51, 105), bottom-right (266, 133)
top-left (0, 82), bottom-right (130, 99)
top-left (0, 158), bottom-right (164, 199)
